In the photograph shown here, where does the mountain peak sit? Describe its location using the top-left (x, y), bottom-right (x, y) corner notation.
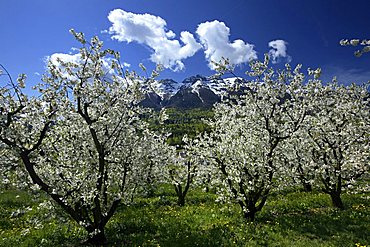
top-left (182, 74), bottom-right (208, 84)
top-left (140, 75), bottom-right (246, 110)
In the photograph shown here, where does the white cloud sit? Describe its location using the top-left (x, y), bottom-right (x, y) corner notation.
top-left (268, 40), bottom-right (292, 64)
top-left (49, 53), bottom-right (82, 66)
top-left (47, 53), bottom-right (120, 82)
top-left (48, 53), bottom-right (131, 73)
top-left (196, 20), bottom-right (257, 70)
top-left (321, 66), bottom-right (370, 86)
top-left (47, 53), bottom-right (90, 81)
top-left (107, 9), bottom-right (202, 71)
top-left (123, 62), bottom-right (131, 68)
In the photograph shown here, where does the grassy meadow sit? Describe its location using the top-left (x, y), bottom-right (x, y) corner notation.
top-left (0, 184), bottom-right (369, 247)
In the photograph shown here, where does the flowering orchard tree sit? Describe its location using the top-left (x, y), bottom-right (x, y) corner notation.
top-left (136, 131), bottom-right (172, 198)
top-left (0, 65), bottom-right (32, 190)
top-left (0, 31), bottom-right (163, 244)
top-left (162, 136), bottom-right (199, 206)
top-left (282, 131), bottom-right (316, 192)
top-left (304, 81), bottom-right (370, 209)
top-left (340, 39), bottom-right (370, 57)
top-left (195, 56), bottom-right (313, 221)
top-left (0, 143), bottom-right (17, 189)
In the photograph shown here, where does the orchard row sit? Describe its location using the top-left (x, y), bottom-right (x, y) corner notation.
top-left (1, 31), bottom-right (369, 244)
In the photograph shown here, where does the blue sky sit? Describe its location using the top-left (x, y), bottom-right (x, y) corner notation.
top-left (1, 0), bottom-right (370, 87)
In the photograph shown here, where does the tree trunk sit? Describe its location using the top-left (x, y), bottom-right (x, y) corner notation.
top-left (241, 202), bottom-right (258, 222)
top-left (83, 227), bottom-right (107, 245)
top-left (146, 186), bottom-right (155, 198)
top-left (302, 182), bottom-right (312, 192)
top-left (330, 192), bottom-right (344, 209)
top-left (204, 174), bottom-right (211, 193)
top-left (205, 186), bottom-right (210, 193)
top-left (177, 194), bottom-right (185, 207)
top-left (174, 184), bottom-right (187, 207)
top-left (243, 209), bottom-right (256, 222)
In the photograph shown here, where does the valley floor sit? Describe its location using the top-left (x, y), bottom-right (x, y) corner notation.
top-left (0, 185), bottom-right (369, 247)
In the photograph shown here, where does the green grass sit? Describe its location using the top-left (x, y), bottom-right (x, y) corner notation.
top-left (0, 186), bottom-right (369, 247)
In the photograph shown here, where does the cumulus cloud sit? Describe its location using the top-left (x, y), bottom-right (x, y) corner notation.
top-left (47, 53), bottom-right (127, 82)
top-left (47, 53), bottom-right (98, 81)
top-left (48, 53), bottom-right (131, 72)
top-left (196, 20), bottom-right (257, 70)
top-left (49, 53), bottom-right (113, 73)
top-left (268, 40), bottom-right (292, 64)
top-left (49, 53), bottom-right (82, 66)
top-left (47, 53), bottom-right (81, 81)
top-left (107, 9), bottom-right (202, 71)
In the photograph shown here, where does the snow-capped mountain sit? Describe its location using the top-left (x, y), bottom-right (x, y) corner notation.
top-left (140, 75), bottom-right (246, 110)
top-left (150, 79), bottom-right (186, 100)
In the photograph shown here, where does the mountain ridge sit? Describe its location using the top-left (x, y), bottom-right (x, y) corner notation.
top-left (140, 75), bottom-right (245, 110)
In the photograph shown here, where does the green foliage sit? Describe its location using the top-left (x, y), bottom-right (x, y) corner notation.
top-left (150, 108), bottom-right (213, 146)
top-left (1, 186), bottom-right (369, 246)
